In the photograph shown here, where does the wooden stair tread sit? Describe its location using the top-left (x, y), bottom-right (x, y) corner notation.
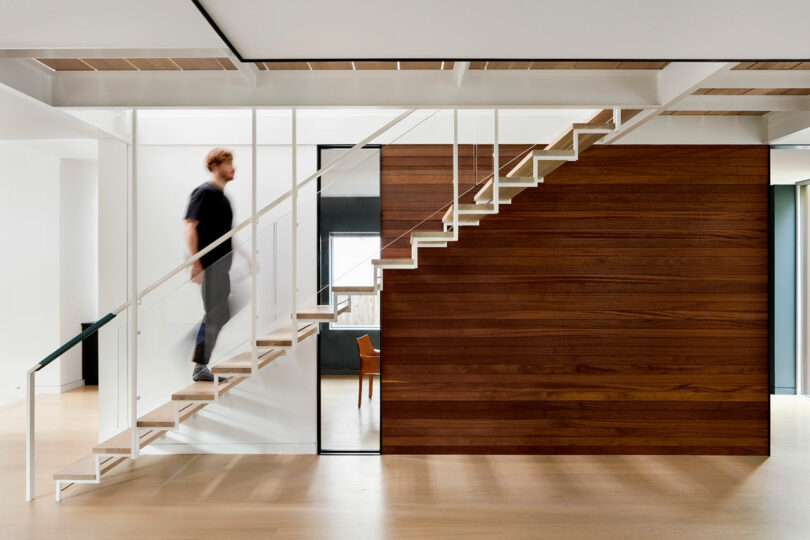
top-left (53, 455), bottom-right (96, 481)
top-left (332, 285), bottom-right (375, 293)
top-left (572, 121), bottom-right (615, 131)
top-left (172, 381), bottom-right (216, 401)
top-left (211, 349), bottom-right (284, 374)
top-left (411, 231), bottom-right (454, 240)
top-left (298, 305), bottom-right (336, 316)
top-left (442, 208), bottom-right (484, 224)
top-left (533, 148), bottom-right (576, 158)
top-left (463, 203), bottom-right (495, 212)
top-left (210, 351), bottom-right (253, 373)
top-left (371, 258), bottom-right (415, 266)
top-left (257, 324), bottom-right (318, 347)
top-left (296, 304), bottom-right (350, 321)
top-left (93, 427), bottom-right (166, 455)
top-left (138, 402), bottom-right (177, 427)
top-left (54, 455), bottom-right (127, 481)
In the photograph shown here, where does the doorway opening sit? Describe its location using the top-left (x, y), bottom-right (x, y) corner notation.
top-left (316, 145), bottom-right (382, 453)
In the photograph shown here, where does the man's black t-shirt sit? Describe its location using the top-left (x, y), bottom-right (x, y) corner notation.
top-left (184, 182), bottom-right (233, 269)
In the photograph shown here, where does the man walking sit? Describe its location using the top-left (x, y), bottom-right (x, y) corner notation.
top-left (183, 148), bottom-right (235, 382)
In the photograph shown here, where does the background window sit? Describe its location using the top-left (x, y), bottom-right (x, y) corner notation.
top-left (330, 234), bottom-right (380, 329)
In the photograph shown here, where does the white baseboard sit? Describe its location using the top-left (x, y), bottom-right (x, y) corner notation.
top-left (36, 379), bottom-right (85, 394)
top-left (143, 442), bottom-right (317, 455)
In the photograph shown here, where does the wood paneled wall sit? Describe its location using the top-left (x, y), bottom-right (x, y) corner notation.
top-left (380, 145), bottom-right (769, 455)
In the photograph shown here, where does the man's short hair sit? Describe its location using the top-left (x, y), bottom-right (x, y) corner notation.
top-left (206, 148), bottom-right (233, 172)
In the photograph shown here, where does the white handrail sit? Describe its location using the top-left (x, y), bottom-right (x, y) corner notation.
top-left (110, 108), bottom-right (416, 315)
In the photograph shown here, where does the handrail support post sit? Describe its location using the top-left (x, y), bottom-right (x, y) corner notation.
top-left (25, 367), bottom-right (35, 501)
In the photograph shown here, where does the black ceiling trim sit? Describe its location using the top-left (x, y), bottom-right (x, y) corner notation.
top-left (192, 1), bottom-right (809, 65)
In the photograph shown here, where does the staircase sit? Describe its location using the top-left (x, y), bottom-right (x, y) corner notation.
top-left (51, 283), bottom-right (377, 501)
top-left (372, 108), bottom-right (626, 270)
top-left (51, 107), bottom-right (629, 501)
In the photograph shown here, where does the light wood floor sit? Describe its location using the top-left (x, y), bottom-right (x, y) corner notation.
top-left (320, 375), bottom-right (380, 451)
top-left (3, 388), bottom-right (810, 539)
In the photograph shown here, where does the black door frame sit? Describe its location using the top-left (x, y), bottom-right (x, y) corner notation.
top-left (316, 144), bottom-right (383, 455)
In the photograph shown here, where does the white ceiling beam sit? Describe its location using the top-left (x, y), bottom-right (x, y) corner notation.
top-left (768, 111), bottom-right (810, 142)
top-left (673, 94), bottom-right (810, 112)
top-left (50, 69), bottom-right (658, 108)
top-left (604, 62), bottom-right (733, 143)
top-left (620, 115), bottom-right (766, 145)
top-left (454, 61), bottom-right (469, 88)
top-left (705, 70), bottom-right (810, 89)
top-left (0, 59), bottom-right (53, 104)
top-left (223, 50), bottom-right (258, 87)
top-left (0, 48), bottom-right (228, 59)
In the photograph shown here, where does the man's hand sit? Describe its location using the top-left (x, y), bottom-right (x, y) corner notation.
top-left (191, 260), bottom-right (204, 284)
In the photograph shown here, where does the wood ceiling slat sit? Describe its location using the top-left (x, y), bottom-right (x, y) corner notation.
top-left (171, 58), bottom-right (224, 70)
top-left (529, 62), bottom-right (577, 69)
top-left (573, 61), bottom-right (622, 69)
top-left (80, 58), bottom-right (136, 71)
top-left (695, 88), bottom-right (810, 96)
top-left (780, 88), bottom-right (810, 95)
top-left (468, 61), bottom-right (487, 69)
top-left (399, 62), bottom-right (443, 70)
top-left (747, 62), bottom-right (803, 70)
top-left (36, 58), bottom-right (94, 71)
top-left (743, 88), bottom-right (784, 95)
top-left (264, 62), bottom-right (311, 70)
top-left (255, 62), bottom-right (267, 70)
top-left (486, 61), bottom-right (532, 70)
top-left (309, 61), bottom-right (353, 70)
top-left (443, 61), bottom-right (455, 70)
top-left (125, 58), bottom-right (180, 70)
top-left (616, 61), bottom-right (668, 69)
top-left (733, 62), bottom-right (756, 70)
top-left (354, 61), bottom-right (398, 70)
top-left (665, 110), bottom-right (768, 116)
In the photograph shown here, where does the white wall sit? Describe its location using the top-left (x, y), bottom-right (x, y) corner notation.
top-left (0, 152), bottom-right (99, 405)
top-left (97, 139), bottom-right (130, 438)
top-left (771, 149), bottom-right (810, 185)
top-left (58, 159), bottom-right (98, 389)
top-left (0, 155), bottom-right (60, 404)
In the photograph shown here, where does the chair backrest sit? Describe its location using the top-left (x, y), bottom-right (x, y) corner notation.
top-left (356, 334), bottom-right (376, 358)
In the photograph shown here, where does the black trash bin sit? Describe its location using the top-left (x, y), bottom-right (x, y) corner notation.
top-left (80, 322), bottom-right (99, 385)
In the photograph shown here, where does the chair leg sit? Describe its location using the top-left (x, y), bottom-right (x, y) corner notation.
top-left (358, 372), bottom-right (363, 408)
top-left (368, 373), bottom-right (373, 398)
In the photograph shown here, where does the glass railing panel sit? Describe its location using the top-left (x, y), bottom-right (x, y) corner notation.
top-left (135, 108), bottom-right (254, 291)
top-left (136, 227), bottom-right (258, 420)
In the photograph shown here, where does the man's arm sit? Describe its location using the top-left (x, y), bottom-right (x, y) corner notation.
top-left (184, 219), bottom-right (204, 284)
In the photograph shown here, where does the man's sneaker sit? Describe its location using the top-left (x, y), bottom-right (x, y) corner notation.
top-left (192, 365), bottom-right (228, 383)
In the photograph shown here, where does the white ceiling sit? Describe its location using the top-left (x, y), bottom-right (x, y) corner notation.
top-left (2, 0), bottom-right (809, 60)
top-left (201, 0), bottom-right (810, 60)
top-left (0, 0), bottom-right (218, 50)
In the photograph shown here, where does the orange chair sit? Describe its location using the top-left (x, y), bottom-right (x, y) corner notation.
top-left (356, 335), bottom-right (381, 408)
